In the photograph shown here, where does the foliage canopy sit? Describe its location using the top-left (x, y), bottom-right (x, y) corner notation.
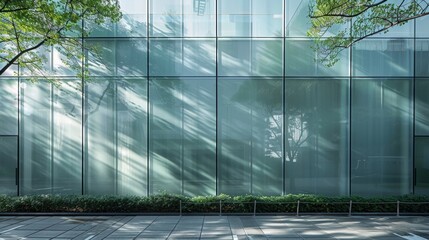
top-left (308, 0), bottom-right (429, 66)
top-left (0, 0), bottom-right (121, 83)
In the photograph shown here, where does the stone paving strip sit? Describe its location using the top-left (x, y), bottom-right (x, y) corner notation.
top-left (0, 215), bottom-right (428, 239)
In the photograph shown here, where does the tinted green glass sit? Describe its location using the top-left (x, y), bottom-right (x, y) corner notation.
top-left (351, 78), bottom-right (412, 196)
top-left (285, 39), bottom-right (349, 77)
top-left (117, 0), bottom-right (147, 37)
top-left (218, 78), bottom-right (283, 195)
top-left (0, 137), bottom-right (17, 195)
top-left (0, 79), bottom-right (18, 135)
top-left (86, 39), bottom-right (147, 77)
top-left (416, 40), bottom-right (429, 77)
top-left (218, 39), bottom-right (283, 76)
top-left (150, 0), bottom-right (215, 37)
top-left (85, 79), bottom-right (148, 195)
top-left (218, 0), bottom-right (282, 37)
top-left (415, 137), bottom-right (429, 195)
top-left (285, 78), bottom-right (349, 196)
top-left (416, 15), bottom-right (429, 37)
top-left (149, 39), bottom-right (216, 76)
top-left (149, 77), bottom-right (216, 196)
top-left (416, 79), bottom-right (429, 135)
top-left (352, 39), bottom-right (414, 77)
top-left (20, 80), bottom-right (82, 195)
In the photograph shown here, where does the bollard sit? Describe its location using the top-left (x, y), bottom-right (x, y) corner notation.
top-left (397, 201), bottom-right (400, 217)
top-left (296, 200), bottom-right (300, 216)
top-left (219, 200), bottom-right (222, 216)
top-left (349, 200), bottom-right (352, 217)
top-left (253, 200), bottom-right (257, 216)
top-left (180, 200), bottom-right (182, 216)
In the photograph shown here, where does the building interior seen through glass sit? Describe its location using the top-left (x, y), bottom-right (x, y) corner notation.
top-left (0, 0), bottom-right (429, 196)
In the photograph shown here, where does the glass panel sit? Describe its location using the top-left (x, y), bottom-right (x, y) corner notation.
top-left (20, 80), bottom-right (82, 195)
top-left (285, 0), bottom-right (310, 37)
top-left (52, 82), bottom-right (83, 194)
top-left (416, 79), bottom-right (429, 135)
top-left (0, 137), bottom-right (17, 195)
top-left (218, 78), bottom-right (283, 195)
top-left (86, 40), bottom-right (115, 76)
top-left (183, 0), bottom-right (216, 37)
top-left (20, 82), bottom-right (51, 194)
top-left (117, 0), bottom-right (147, 37)
top-left (352, 39), bottom-right (414, 77)
top-left (20, 46), bottom-right (52, 76)
top-left (0, 78), bottom-right (18, 135)
top-left (85, 79), bottom-right (147, 195)
top-left (358, 0), bottom-right (414, 38)
top-left (416, 15), bottom-right (429, 38)
top-left (117, 40), bottom-right (148, 76)
top-left (150, 0), bottom-right (215, 37)
top-left (285, 78), bottom-right (349, 196)
top-left (52, 45), bottom-right (83, 76)
top-left (0, 43), bottom-right (18, 76)
top-left (351, 78), bottom-right (412, 196)
top-left (20, 45), bottom-right (81, 76)
top-left (150, 0), bottom-right (182, 36)
top-left (364, 20), bottom-right (413, 38)
top-left (86, 20), bottom-right (115, 37)
top-left (415, 137), bottom-right (429, 195)
top-left (285, 0), bottom-right (348, 37)
top-left (218, 0), bottom-right (282, 37)
top-left (416, 40), bottom-right (429, 77)
top-left (86, 39), bottom-right (147, 77)
top-left (218, 39), bottom-right (283, 76)
top-left (285, 39), bottom-right (349, 77)
top-left (149, 39), bottom-right (216, 76)
top-left (149, 77), bottom-right (216, 196)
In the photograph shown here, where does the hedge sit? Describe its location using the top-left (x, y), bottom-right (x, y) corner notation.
top-left (0, 194), bottom-right (429, 214)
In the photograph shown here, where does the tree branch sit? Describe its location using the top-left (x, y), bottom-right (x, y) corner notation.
top-left (311, 0), bottom-right (388, 19)
top-left (0, 39), bottom-right (46, 75)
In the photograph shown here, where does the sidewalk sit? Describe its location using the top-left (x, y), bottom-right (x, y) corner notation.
top-left (0, 215), bottom-right (428, 239)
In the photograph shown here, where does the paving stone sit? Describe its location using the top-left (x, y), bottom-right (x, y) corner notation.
top-left (55, 230), bottom-right (85, 238)
top-left (0, 229), bottom-right (37, 237)
top-left (27, 230), bottom-right (64, 238)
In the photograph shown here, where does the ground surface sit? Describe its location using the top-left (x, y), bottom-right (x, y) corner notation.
top-left (0, 215), bottom-right (428, 239)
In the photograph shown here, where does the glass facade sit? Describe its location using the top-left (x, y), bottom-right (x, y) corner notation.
top-left (0, 0), bottom-right (428, 197)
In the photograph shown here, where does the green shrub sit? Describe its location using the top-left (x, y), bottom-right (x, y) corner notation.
top-left (0, 194), bottom-right (428, 214)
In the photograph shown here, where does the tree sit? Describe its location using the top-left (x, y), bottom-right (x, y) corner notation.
top-left (308, 0), bottom-right (429, 66)
top-left (0, 0), bottom-right (121, 82)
